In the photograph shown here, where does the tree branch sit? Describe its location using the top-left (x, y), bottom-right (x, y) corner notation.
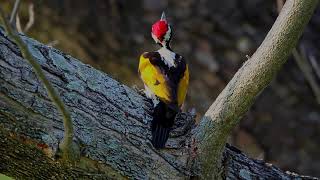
top-left (277, 0), bottom-right (320, 105)
top-left (0, 7), bottom-right (77, 163)
top-left (0, 25), bottom-right (316, 179)
top-left (193, 0), bottom-right (319, 179)
top-left (15, 14), bottom-right (23, 33)
top-left (9, 0), bottom-right (21, 26)
top-left (23, 3), bottom-right (35, 33)
top-left (292, 49), bottom-right (320, 104)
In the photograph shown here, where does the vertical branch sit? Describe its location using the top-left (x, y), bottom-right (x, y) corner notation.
top-left (24, 3), bottom-right (35, 33)
top-left (309, 55), bottom-right (320, 79)
top-left (13, 3), bottom-right (35, 34)
top-left (9, 0), bottom-right (21, 25)
top-left (15, 14), bottom-right (23, 33)
top-left (194, 0), bottom-right (319, 179)
top-left (0, 7), bottom-right (78, 162)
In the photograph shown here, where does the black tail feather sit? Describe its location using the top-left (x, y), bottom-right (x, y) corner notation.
top-left (151, 123), bottom-right (170, 149)
top-left (151, 101), bottom-right (177, 149)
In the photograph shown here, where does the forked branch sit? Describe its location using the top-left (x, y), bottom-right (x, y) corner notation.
top-left (194, 0), bottom-right (319, 179)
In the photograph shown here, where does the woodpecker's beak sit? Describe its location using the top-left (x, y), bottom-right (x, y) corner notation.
top-left (161, 12), bottom-right (166, 21)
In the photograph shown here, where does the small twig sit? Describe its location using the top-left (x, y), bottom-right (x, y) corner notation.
top-left (24, 3), bottom-right (34, 33)
top-left (9, 0), bottom-right (21, 26)
top-left (14, 3), bottom-right (35, 34)
top-left (15, 14), bottom-right (23, 33)
top-left (309, 54), bottom-right (320, 80)
top-left (292, 50), bottom-right (320, 104)
top-left (0, 7), bottom-right (78, 163)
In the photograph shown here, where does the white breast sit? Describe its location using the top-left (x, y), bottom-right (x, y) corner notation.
top-left (157, 47), bottom-right (176, 68)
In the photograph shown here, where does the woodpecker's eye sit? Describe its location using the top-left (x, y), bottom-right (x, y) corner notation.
top-left (152, 20), bottom-right (168, 41)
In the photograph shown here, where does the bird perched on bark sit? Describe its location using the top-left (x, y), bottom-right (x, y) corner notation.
top-left (138, 12), bottom-right (189, 149)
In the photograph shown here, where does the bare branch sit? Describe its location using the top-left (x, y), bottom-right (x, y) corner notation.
top-left (14, 3), bottom-right (35, 34)
top-left (23, 3), bottom-right (35, 33)
top-left (194, 0), bottom-right (319, 179)
top-left (9, 0), bottom-right (21, 26)
top-left (309, 54), bottom-right (320, 79)
top-left (292, 49), bottom-right (320, 104)
top-left (0, 7), bottom-right (78, 163)
top-left (15, 14), bottom-right (23, 33)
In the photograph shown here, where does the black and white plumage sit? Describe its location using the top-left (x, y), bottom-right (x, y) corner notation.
top-left (138, 12), bottom-right (189, 148)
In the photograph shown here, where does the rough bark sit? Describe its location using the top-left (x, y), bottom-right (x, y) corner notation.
top-left (193, 0), bottom-right (319, 179)
top-left (0, 27), bottom-right (195, 179)
top-left (0, 28), bottom-right (317, 179)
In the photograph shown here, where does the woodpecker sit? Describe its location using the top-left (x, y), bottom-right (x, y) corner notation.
top-left (138, 12), bottom-right (189, 149)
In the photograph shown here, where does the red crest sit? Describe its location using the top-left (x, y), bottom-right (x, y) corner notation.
top-left (152, 20), bottom-right (168, 41)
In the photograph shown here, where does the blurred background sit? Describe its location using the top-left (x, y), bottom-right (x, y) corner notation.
top-left (1, 0), bottom-right (320, 177)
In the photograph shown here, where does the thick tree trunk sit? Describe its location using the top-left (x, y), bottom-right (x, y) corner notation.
top-left (0, 28), bottom-right (317, 179)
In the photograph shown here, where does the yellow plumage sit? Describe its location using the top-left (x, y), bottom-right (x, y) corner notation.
top-left (139, 53), bottom-right (189, 107)
top-left (177, 65), bottom-right (189, 106)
